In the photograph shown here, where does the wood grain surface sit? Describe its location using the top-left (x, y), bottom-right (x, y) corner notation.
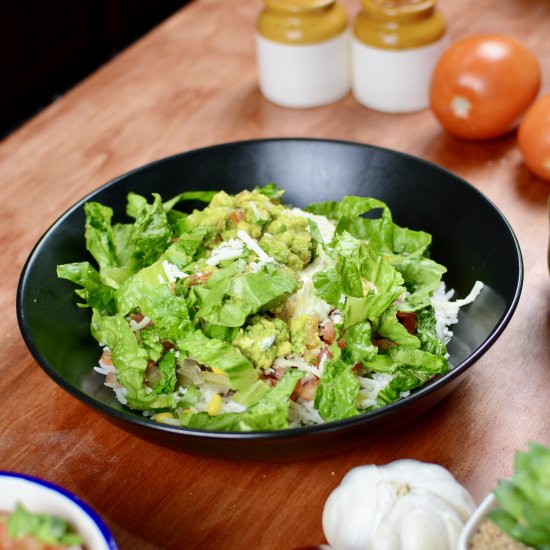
top-left (1, 1), bottom-right (549, 548)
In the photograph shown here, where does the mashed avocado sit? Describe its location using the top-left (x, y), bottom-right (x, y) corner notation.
top-left (261, 212), bottom-right (313, 271)
top-left (289, 314), bottom-right (322, 357)
top-left (232, 315), bottom-right (292, 370)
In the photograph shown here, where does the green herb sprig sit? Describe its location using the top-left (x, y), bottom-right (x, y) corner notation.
top-left (488, 442), bottom-right (550, 549)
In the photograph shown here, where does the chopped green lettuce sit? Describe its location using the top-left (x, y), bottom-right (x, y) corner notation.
top-left (366, 347), bottom-right (448, 406)
top-left (177, 331), bottom-right (257, 392)
top-left (180, 369), bottom-right (304, 431)
top-left (314, 352), bottom-right (360, 422)
top-left (314, 231), bottom-right (406, 328)
top-left (6, 502), bottom-right (83, 546)
top-left (57, 261), bottom-right (116, 315)
top-left (91, 310), bottom-right (178, 409)
top-left (195, 263), bottom-right (297, 327)
top-left (377, 308), bottom-right (421, 349)
top-left (58, 187), bottom-right (474, 431)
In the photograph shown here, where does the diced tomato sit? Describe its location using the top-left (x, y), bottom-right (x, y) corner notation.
top-left (162, 340), bottom-right (175, 351)
top-left (372, 336), bottom-right (396, 350)
top-left (320, 320), bottom-right (336, 344)
top-left (185, 271), bottom-right (213, 286)
top-left (130, 313), bottom-right (145, 323)
top-left (396, 311), bottom-right (418, 334)
top-left (316, 347), bottom-right (333, 367)
top-left (352, 363), bottom-right (363, 374)
top-left (291, 377), bottom-right (320, 401)
top-left (229, 208), bottom-right (244, 223)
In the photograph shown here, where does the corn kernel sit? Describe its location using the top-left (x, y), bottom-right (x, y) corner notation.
top-left (206, 393), bottom-right (222, 416)
top-left (212, 367), bottom-right (225, 376)
top-left (154, 412), bottom-right (174, 423)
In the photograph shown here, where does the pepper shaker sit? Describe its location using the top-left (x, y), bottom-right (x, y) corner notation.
top-left (351, 0), bottom-right (447, 113)
top-left (256, 0), bottom-right (350, 108)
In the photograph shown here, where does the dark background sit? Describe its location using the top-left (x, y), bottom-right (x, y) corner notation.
top-left (0, 0), bottom-right (189, 138)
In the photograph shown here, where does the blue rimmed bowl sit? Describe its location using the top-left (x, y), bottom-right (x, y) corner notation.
top-left (0, 471), bottom-right (117, 549)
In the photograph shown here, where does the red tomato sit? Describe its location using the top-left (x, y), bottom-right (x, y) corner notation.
top-left (430, 35), bottom-right (541, 140)
top-left (518, 93), bottom-right (550, 182)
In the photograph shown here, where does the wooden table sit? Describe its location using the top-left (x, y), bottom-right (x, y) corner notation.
top-left (1, 1), bottom-right (549, 548)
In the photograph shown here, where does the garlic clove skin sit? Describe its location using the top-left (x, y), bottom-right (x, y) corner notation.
top-left (386, 493), bottom-right (470, 549)
top-left (322, 460), bottom-right (476, 550)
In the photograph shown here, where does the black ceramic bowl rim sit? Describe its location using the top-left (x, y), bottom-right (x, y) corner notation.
top-left (16, 137), bottom-right (523, 446)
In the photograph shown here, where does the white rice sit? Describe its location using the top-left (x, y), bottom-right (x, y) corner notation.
top-left (110, 385), bottom-right (128, 405)
top-left (93, 364), bottom-right (116, 376)
top-left (431, 280), bottom-right (485, 344)
top-left (129, 315), bottom-right (151, 332)
top-left (356, 372), bottom-right (395, 409)
top-left (273, 355), bottom-right (321, 378)
top-left (288, 399), bottom-right (324, 427)
top-left (190, 387), bottom-right (247, 415)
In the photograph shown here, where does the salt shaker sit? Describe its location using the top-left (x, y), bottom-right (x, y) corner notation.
top-left (351, 0), bottom-right (447, 113)
top-left (256, 0), bottom-right (350, 108)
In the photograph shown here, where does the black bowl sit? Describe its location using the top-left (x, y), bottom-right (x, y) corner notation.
top-left (17, 138), bottom-right (523, 461)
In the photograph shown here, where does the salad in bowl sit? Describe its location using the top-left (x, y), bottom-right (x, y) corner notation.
top-left (57, 184), bottom-right (482, 432)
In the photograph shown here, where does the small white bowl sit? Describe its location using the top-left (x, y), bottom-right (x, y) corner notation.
top-left (0, 471), bottom-right (117, 549)
top-left (457, 493), bottom-right (497, 549)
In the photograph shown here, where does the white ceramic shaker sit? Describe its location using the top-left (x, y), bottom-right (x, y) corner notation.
top-left (351, 0), bottom-right (447, 113)
top-left (256, 0), bottom-right (351, 108)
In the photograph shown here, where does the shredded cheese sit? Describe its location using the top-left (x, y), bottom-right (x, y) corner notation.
top-left (206, 238), bottom-right (244, 266)
top-left (162, 260), bottom-right (188, 283)
top-left (237, 229), bottom-right (274, 263)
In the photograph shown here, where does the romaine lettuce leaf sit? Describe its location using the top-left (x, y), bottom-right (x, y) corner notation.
top-left (84, 202), bottom-right (119, 269)
top-left (311, 269), bottom-right (342, 307)
top-left (116, 261), bottom-right (192, 342)
top-left (416, 307), bottom-right (447, 356)
top-left (139, 326), bottom-right (164, 362)
top-left (307, 195), bottom-right (432, 258)
top-left (129, 193), bottom-right (172, 266)
top-left (393, 257), bottom-right (447, 311)
top-left (152, 348), bottom-right (177, 394)
top-left (84, 193), bottom-right (174, 287)
top-left (126, 192), bottom-right (149, 220)
top-left (392, 225), bottom-right (432, 256)
top-left (56, 262), bottom-right (116, 314)
top-left (377, 308), bottom-right (421, 349)
top-left (90, 310), bottom-right (177, 410)
top-left (177, 331), bottom-right (257, 391)
top-left (366, 347), bottom-right (447, 374)
top-left (195, 263), bottom-right (297, 327)
top-left (365, 347), bottom-right (448, 406)
top-left (376, 365), bottom-right (439, 406)
top-left (315, 231), bottom-right (405, 328)
top-left (179, 369), bottom-right (303, 431)
top-left (342, 320), bottom-right (378, 365)
top-left (314, 350), bottom-right (360, 421)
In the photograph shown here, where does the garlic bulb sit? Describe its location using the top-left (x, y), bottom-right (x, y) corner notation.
top-left (322, 460), bottom-right (476, 550)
